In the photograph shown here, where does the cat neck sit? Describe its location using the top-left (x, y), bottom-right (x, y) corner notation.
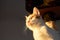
top-left (33, 25), bottom-right (47, 34)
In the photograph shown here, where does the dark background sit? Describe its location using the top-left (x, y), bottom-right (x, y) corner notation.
top-left (0, 0), bottom-right (33, 40)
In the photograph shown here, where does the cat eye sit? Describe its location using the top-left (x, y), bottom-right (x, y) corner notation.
top-left (36, 16), bottom-right (40, 19)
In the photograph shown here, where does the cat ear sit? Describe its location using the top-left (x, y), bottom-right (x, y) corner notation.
top-left (25, 16), bottom-right (28, 19)
top-left (33, 7), bottom-right (40, 16)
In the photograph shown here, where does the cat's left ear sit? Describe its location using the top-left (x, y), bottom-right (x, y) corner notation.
top-left (33, 7), bottom-right (40, 16)
top-left (25, 16), bottom-right (28, 19)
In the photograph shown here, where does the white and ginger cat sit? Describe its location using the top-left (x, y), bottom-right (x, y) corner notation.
top-left (25, 7), bottom-right (60, 40)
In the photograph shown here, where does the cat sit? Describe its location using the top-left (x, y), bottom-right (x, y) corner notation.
top-left (25, 7), bottom-right (60, 40)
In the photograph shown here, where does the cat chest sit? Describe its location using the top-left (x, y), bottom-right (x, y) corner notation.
top-left (33, 31), bottom-right (53, 40)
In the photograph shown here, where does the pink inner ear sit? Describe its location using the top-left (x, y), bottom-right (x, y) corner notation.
top-left (33, 7), bottom-right (40, 16)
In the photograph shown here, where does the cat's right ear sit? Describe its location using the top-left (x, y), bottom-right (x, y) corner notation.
top-left (33, 7), bottom-right (40, 16)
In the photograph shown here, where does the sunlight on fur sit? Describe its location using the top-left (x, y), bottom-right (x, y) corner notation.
top-left (25, 7), bottom-right (60, 40)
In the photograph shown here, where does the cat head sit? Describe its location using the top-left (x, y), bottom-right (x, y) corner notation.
top-left (25, 7), bottom-right (44, 31)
